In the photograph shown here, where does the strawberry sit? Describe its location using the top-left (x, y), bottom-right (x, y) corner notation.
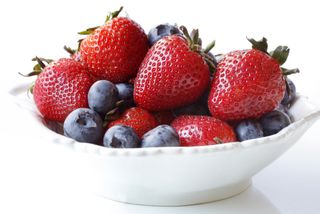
top-left (171, 115), bottom-right (237, 146)
top-left (78, 7), bottom-right (149, 83)
top-left (134, 26), bottom-right (215, 111)
top-left (31, 57), bottom-right (93, 122)
top-left (208, 38), bottom-right (299, 121)
top-left (108, 107), bottom-right (157, 138)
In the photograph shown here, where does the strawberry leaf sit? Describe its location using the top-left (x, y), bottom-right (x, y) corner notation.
top-left (214, 137), bottom-right (224, 144)
top-left (64, 45), bottom-right (76, 56)
top-left (78, 26), bottom-right (99, 35)
top-left (203, 40), bottom-right (216, 53)
top-left (270, 46), bottom-right (290, 65)
top-left (19, 70), bottom-right (42, 77)
top-left (247, 37), bottom-right (268, 53)
top-left (105, 6), bottom-right (123, 22)
top-left (281, 67), bottom-right (300, 76)
top-left (33, 63), bottom-right (42, 72)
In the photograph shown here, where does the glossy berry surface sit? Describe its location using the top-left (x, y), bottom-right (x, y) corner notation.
top-left (33, 58), bottom-right (93, 122)
top-left (103, 125), bottom-right (140, 148)
top-left (235, 120), bottom-right (264, 141)
top-left (208, 49), bottom-right (285, 121)
top-left (148, 23), bottom-right (181, 46)
top-left (141, 125), bottom-right (180, 148)
top-left (63, 108), bottom-right (103, 144)
top-left (171, 115), bottom-right (237, 146)
top-left (260, 110), bottom-right (291, 136)
top-left (88, 80), bottom-right (118, 117)
top-left (281, 78), bottom-right (296, 106)
top-left (79, 17), bottom-right (149, 83)
top-left (115, 83), bottom-right (134, 106)
top-left (108, 107), bottom-right (157, 138)
top-left (134, 35), bottom-right (210, 111)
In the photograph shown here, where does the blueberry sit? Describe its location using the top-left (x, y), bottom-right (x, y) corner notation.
top-left (141, 125), bottom-right (180, 147)
top-left (148, 24), bottom-right (181, 46)
top-left (115, 83), bottom-right (134, 107)
top-left (281, 78), bottom-right (296, 107)
top-left (103, 125), bottom-right (140, 148)
top-left (173, 101), bottom-right (210, 116)
top-left (63, 108), bottom-right (103, 144)
top-left (207, 52), bottom-right (218, 68)
top-left (88, 80), bottom-right (119, 117)
top-left (235, 120), bottom-right (264, 141)
top-left (260, 110), bottom-right (291, 136)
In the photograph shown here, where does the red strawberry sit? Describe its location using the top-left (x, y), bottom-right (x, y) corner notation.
top-left (79, 7), bottom-right (149, 83)
top-left (171, 115), bottom-right (237, 146)
top-left (134, 27), bottom-right (214, 111)
top-left (208, 38), bottom-right (299, 121)
top-left (32, 58), bottom-right (93, 122)
top-left (108, 107), bottom-right (157, 138)
top-left (153, 111), bottom-right (175, 125)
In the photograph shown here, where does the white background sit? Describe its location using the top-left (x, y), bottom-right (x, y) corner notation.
top-left (1, 0), bottom-right (320, 213)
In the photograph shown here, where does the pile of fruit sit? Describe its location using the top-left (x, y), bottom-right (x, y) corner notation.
top-left (24, 7), bottom-right (299, 148)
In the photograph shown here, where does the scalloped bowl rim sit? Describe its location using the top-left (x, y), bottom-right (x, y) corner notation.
top-left (7, 81), bottom-right (320, 157)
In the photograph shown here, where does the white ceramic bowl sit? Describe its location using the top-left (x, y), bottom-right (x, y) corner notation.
top-left (8, 81), bottom-right (320, 206)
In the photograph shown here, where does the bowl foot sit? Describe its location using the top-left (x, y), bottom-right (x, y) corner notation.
top-left (97, 179), bottom-right (252, 206)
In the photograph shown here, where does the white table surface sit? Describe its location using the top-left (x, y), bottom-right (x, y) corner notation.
top-left (1, 0), bottom-right (320, 213)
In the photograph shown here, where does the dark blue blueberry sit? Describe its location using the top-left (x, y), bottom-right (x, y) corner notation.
top-left (281, 78), bottom-right (296, 107)
top-left (63, 108), bottom-right (103, 144)
top-left (115, 83), bottom-right (134, 107)
top-left (235, 120), bottom-right (264, 141)
top-left (260, 110), bottom-right (291, 136)
top-left (148, 24), bottom-right (181, 46)
top-left (207, 52), bottom-right (218, 68)
top-left (141, 125), bottom-right (180, 148)
top-left (173, 101), bottom-right (210, 116)
top-left (103, 125), bottom-right (140, 148)
top-left (88, 80), bottom-right (119, 117)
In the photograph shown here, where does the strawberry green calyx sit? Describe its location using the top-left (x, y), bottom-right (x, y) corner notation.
top-left (19, 57), bottom-right (53, 95)
top-left (63, 45), bottom-right (77, 56)
top-left (248, 37), bottom-right (299, 76)
top-left (281, 67), bottom-right (300, 75)
top-left (19, 57), bottom-right (52, 77)
top-left (214, 137), bottom-right (224, 144)
top-left (179, 25), bottom-right (216, 73)
top-left (105, 6), bottom-right (123, 22)
top-left (269, 46), bottom-right (289, 65)
top-left (78, 6), bottom-right (124, 35)
top-left (203, 40), bottom-right (216, 54)
top-left (247, 37), bottom-right (268, 53)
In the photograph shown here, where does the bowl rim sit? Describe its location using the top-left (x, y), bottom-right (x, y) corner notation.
top-left (7, 81), bottom-right (320, 157)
